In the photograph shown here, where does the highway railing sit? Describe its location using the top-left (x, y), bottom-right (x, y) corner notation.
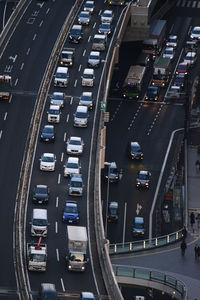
top-left (109, 229), bottom-right (183, 255)
top-left (112, 264), bottom-right (187, 300)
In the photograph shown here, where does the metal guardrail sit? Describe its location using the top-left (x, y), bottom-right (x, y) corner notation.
top-left (109, 229), bottom-right (183, 255)
top-left (112, 265), bottom-right (187, 299)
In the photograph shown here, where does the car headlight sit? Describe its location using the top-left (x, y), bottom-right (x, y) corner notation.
top-left (69, 35), bottom-right (72, 39)
top-left (68, 265), bottom-right (72, 269)
top-left (76, 216), bottom-right (80, 220)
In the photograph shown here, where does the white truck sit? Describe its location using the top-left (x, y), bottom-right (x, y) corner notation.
top-left (60, 48), bottom-right (75, 67)
top-left (0, 75), bottom-right (12, 101)
top-left (27, 238), bottom-right (47, 272)
top-left (66, 226), bottom-right (88, 272)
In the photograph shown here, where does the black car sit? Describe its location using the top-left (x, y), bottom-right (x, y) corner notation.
top-left (33, 185), bottom-right (49, 204)
top-left (104, 162), bottom-right (119, 183)
top-left (38, 283), bottom-right (57, 300)
top-left (136, 170), bottom-right (151, 188)
top-left (69, 24), bottom-right (83, 43)
top-left (127, 141), bottom-right (143, 160)
top-left (173, 74), bottom-right (185, 87)
top-left (40, 125), bottom-right (55, 142)
top-left (108, 202), bottom-right (118, 223)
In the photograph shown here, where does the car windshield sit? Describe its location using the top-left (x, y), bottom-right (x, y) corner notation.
top-left (178, 64), bottom-right (186, 70)
top-left (76, 112), bottom-right (86, 118)
top-left (71, 181), bottom-right (82, 187)
top-left (69, 253), bottom-right (84, 262)
top-left (169, 37), bottom-right (176, 42)
top-left (30, 254), bottom-right (46, 262)
top-left (165, 49), bottom-right (173, 55)
top-left (134, 223), bottom-right (144, 229)
top-left (132, 145), bottom-right (141, 153)
top-left (33, 219), bottom-right (47, 226)
top-left (94, 38), bottom-right (104, 44)
top-left (83, 74), bottom-right (93, 79)
top-left (56, 73), bottom-right (66, 79)
top-left (81, 95), bottom-right (92, 101)
top-left (138, 173), bottom-right (148, 180)
top-left (64, 205), bottom-right (77, 213)
top-left (193, 29), bottom-right (200, 34)
top-left (90, 54), bottom-right (99, 60)
top-left (80, 12), bottom-right (89, 17)
top-left (101, 24), bottom-right (110, 29)
top-left (148, 88), bottom-right (157, 95)
top-left (109, 208), bottom-right (117, 215)
top-left (103, 13), bottom-right (112, 18)
top-left (110, 168), bottom-right (118, 174)
top-left (67, 162), bottom-right (78, 169)
top-left (52, 93), bottom-right (64, 100)
top-left (71, 29), bottom-right (81, 35)
top-left (42, 155), bottom-right (54, 162)
top-left (43, 127), bottom-right (53, 133)
top-left (35, 187), bottom-right (47, 194)
top-left (49, 109), bottom-right (59, 115)
top-left (69, 139), bottom-right (81, 145)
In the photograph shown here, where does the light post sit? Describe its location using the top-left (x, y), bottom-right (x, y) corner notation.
top-left (104, 162), bottom-right (112, 238)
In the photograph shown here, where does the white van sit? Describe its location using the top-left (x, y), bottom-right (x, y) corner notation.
top-left (81, 68), bottom-right (95, 87)
top-left (74, 106), bottom-right (88, 127)
top-left (48, 105), bottom-right (61, 123)
top-left (54, 66), bottom-right (69, 87)
top-left (92, 34), bottom-right (106, 51)
top-left (31, 209), bottom-right (48, 237)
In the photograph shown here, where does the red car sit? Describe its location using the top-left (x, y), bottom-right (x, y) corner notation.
top-left (176, 62), bottom-right (188, 75)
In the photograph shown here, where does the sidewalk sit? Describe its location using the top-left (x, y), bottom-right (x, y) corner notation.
top-left (111, 127), bottom-right (200, 300)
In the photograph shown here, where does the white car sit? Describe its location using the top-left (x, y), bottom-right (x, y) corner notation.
top-left (78, 11), bottom-right (91, 25)
top-left (190, 26), bottom-right (200, 40)
top-left (63, 157), bottom-right (81, 177)
top-left (66, 136), bottom-right (84, 155)
top-left (40, 153), bottom-right (56, 171)
top-left (50, 92), bottom-right (65, 108)
top-left (184, 51), bottom-right (196, 65)
top-left (162, 47), bottom-right (175, 60)
top-left (79, 91), bottom-right (93, 110)
top-left (88, 51), bottom-right (100, 68)
top-left (101, 10), bottom-right (113, 23)
top-left (166, 35), bottom-right (178, 48)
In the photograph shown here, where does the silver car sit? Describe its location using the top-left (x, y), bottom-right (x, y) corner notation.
top-left (101, 10), bottom-right (113, 23)
top-left (63, 157), bottom-right (81, 177)
top-left (66, 136), bottom-right (84, 155)
top-left (98, 23), bottom-right (111, 35)
top-left (50, 92), bottom-right (65, 108)
top-left (68, 174), bottom-right (83, 197)
top-left (79, 92), bottom-right (93, 110)
top-left (83, 1), bottom-right (94, 14)
top-left (78, 11), bottom-right (91, 25)
top-left (88, 51), bottom-right (100, 68)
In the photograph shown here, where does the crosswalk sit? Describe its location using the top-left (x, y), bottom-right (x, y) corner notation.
top-left (176, 0), bottom-right (200, 8)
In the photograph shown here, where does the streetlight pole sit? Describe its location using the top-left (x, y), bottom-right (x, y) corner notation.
top-left (104, 162), bottom-right (111, 238)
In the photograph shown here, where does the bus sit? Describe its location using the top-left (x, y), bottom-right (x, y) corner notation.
top-left (123, 65), bottom-right (146, 100)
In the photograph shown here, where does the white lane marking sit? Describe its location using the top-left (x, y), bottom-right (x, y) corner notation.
top-left (14, 78), bottom-right (18, 86)
top-left (60, 278), bottom-right (65, 292)
top-left (33, 34), bottom-right (37, 40)
top-left (64, 132), bottom-right (66, 142)
top-left (56, 196), bottom-right (59, 208)
top-left (0, 130), bottom-right (2, 139)
top-left (56, 248), bottom-right (59, 261)
top-left (74, 79), bottom-right (77, 87)
top-left (93, 22), bottom-right (96, 29)
top-left (4, 112), bottom-right (7, 121)
top-left (20, 63), bottom-right (24, 70)
top-left (9, 95), bottom-right (12, 103)
top-left (83, 49), bottom-right (86, 56)
top-left (70, 97), bottom-right (73, 105)
top-left (2, 1), bottom-right (7, 29)
top-left (99, 10), bottom-right (102, 15)
top-left (88, 36), bottom-right (91, 42)
top-left (46, 8), bottom-right (50, 14)
top-left (66, 114), bottom-right (69, 123)
top-left (26, 48), bottom-right (30, 55)
top-left (78, 65), bottom-right (82, 72)
top-left (58, 174), bottom-right (61, 184)
top-left (61, 152), bottom-right (64, 162)
top-left (55, 221), bottom-right (58, 233)
top-left (122, 202), bottom-right (127, 246)
top-left (39, 20), bottom-right (43, 27)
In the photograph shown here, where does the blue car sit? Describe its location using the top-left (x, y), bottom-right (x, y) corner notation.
top-left (145, 86), bottom-right (158, 101)
top-left (40, 125), bottom-right (55, 142)
top-left (62, 201), bottom-right (79, 224)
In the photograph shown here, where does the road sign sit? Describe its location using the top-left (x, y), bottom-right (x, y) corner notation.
top-left (100, 101), bottom-right (106, 111)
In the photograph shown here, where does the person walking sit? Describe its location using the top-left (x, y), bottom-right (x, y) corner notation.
top-left (190, 212), bottom-right (195, 231)
top-left (180, 239), bottom-right (187, 256)
top-left (194, 244), bottom-right (199, 259)
top-left (182, 226), bottom-right (187, 239)
top-left (196, 213), bottom-right (200, 228)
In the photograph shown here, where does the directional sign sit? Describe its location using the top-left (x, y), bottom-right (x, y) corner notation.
top-left (136, 203), bottom-right (142, 215)
top-left (100, 101), bottom-right (107, 111)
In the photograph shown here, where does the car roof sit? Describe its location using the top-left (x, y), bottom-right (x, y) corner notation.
top-left (110, 162), bottom-right (117, 168)
top-left (90, 51), bottom-right (100, 56)
top-left (52, 92), bottom-right (64, 96)
top-left (36, 184), bottom-right (48, 188)
top-left (68, 157), bottom-right (79, 163)
top-left (69, 136), bottom-right (82, 141)
top-left (165, 47), bottom-right (174, 51)
top-left (49, 105), bottom-right (60, 110)
top-left (131, 141), bottom-right (140, 147)
top-left (186, 52), bottom-right (196, 56)
top-left (81, 292), bottom-right (95, 299)
top-left (72, 24), bottom-right (82, 29)
top-left (193, 26), bottom-right (200, 30)
top-left (71, 174), bottom-right (82, 179)
top-left (178, 62), bottom-right (188, 66)
top-left (135, 217), bottom-right (144, 222)
top-left (109, 202), bottom-right (118, 208)
top-left (168, 35), bottom-right (177, 39)
top-left (80, 10), bottom-right (89, 14)
top-left (139, 170), bottom-right (148, 175)
top-left (82, 91), bottom-right (93, 96)
top-left (66, 201), bottom-right (77, 207)
top-left (43, 125), bottom-right (54, 129)
top-left (43, 153), bottom-right (54, 157)
top-left (83, 68), bottom-right (94, 74)
top-left (103, 10), bottom-right (112, 14)
top-left (85, 1), bottom-right (94, 4)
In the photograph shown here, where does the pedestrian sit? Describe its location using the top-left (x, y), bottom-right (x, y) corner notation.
top-left (182, 226), bottom-right (187, 239)
top-left (190, 212), bottom-right (195, 231)
top-left (194, 244), bottom-right (199, 259)
top-left (195, 160), bottom-right (200, 171)
top-left (180, 239), bottom-right (187, 256)
top-left (196, 213), bottom-right (200, 228)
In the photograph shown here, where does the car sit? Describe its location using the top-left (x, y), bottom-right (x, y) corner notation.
top-left (50, 92), bottom-right (65, 108)
top-left (132, 217), bottom-right (145, 237)
top-left (63, 157), bottom-right (81, 177)
top-left (40, 125), bottom-right (55, 142)
top-left (66, 136), bottom-right (84, 155)
top-left (83, 1), bottom-right (95, 14)
top-left (38, 283), bottom-right (57, 300)
top-left (40, 153), bottom-right (56, 171)
top-left (166, 35), bottom-right (178, 48)
top-left (108, 202), bottom-right (118, 223)
top-left (176, 62), bottom-right (188, 75)
top-left (136, 170), bottom-right (151, 188)
top-left (98, 23), bottom-right (111, 35)
top-left (104, 162), bottom-right (119, 183)
top-left (185, 40), bottom-right (197, 53)
top-left (81, 292), bottom-right (95, 300)
top-left (47, 105), bottom-right (61, 123)
top-left (190, 26), bottom-right (200, 40)
top-left (167, 85), bottom-right (182, 99)
top-left (173, 74), bottom-right (185, 87)
top-left (145, 86), bottom-right (158, 101)
top-left (162, 47), bottom-right (175, 60)
top-left (62, 201), bottom-right (79, 223)
top-left (79, 92), bottom-right (93, 110)
top-left (101, 10), bottom-right (113, 23)
top-left (88, 51), bottom-right (100, 68)
top-left (68, 174), bottom-right (83, 197)
top-left (69, 24), bottom-right (83, 43)
top-left (184, 51), bottom-right (196, 66)
top-left (74, 105), bottom-right (88, 128)
top-left (127, 141), bottom-right (143, 160)
top-left (78, 11), bottom-right (91, 25)
top-left (33, 185), bottom-right (49, 204)
top-left (81, 68), bottom-right (95, 87)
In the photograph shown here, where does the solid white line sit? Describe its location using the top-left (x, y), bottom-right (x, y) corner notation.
top-left (58, 174), bottom-right (61, 184)
top-left (14, 78), bottom-right (18, 86)
top-left (66, 114), bottom-right (69, 123)
top-left (83, 49), bottom-right (86, 56)
top-left (64, 132), bottom-right (66, 142)
top-left (39, 20), bottom-right (43, 27)
top-left (33, 34), bottom-right (37, 41)
top-left (26, 48), bottom-right (30, 55)
top-left (60, 278), bottom-right (65, 292)
top-left (56, 196), bottom-right (59, 208)
top-left (46, 8), bottom-right (50, 14)
top-left (78, 65), bottom-right (82, 72)
top-left (20, 63), bottom-right (24, 70)
top-left (122, 203), bottom-right (127, 246)
top-left (74, 79), bottom-right (77, 87)
top-left (4, 112), bottom-right (7, 121)
top-left (61, 152), bottom-right (64, 162)
top-left (55, 221), bottom-right (58, 233)
top-left (56, 248), bottom-right (59, 261)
